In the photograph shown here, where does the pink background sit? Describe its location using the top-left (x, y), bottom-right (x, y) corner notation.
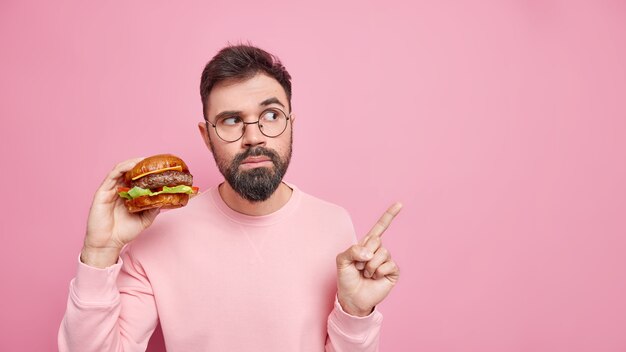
top-left (1, 0), bottom-right (625, 351)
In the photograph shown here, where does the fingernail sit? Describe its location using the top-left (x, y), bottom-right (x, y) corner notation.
top-left (364, 270), bottom-right (371, 278)
top-left (361, 250), bottom-right (373, 259)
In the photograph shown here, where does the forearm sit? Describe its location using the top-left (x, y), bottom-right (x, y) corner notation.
top-left (58, 252), bottom-right (157, 352)
top-left (325, 295), bottom-right (383, 352)
top-left (59, 255), bottom-right (125, 352)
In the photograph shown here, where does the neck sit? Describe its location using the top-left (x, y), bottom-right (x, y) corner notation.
top-left (218, 181), bottom-right (293, 216)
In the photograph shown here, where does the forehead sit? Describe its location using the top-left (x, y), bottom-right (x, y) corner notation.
top-left (206, 72), bottom-right (288, 117)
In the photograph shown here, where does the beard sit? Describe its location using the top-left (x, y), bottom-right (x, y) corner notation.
top-left (211, 139), bottom-right (292, 202)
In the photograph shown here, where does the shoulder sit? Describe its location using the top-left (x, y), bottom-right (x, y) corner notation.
top-left (295, 184), bottom-right (350, 214)
top-left (291, 184), bottom-right (358, 249)
top-left (292, 184), bottom-right (354, 231)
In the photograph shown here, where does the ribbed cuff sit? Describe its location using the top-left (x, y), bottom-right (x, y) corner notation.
top-left (71, 253), bottom-right (123, 304)
top-left (330, 295), bottom-right (383, 338)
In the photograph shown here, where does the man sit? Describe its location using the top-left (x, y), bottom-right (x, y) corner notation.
top-left (59, 44), bottom-right (401, 351)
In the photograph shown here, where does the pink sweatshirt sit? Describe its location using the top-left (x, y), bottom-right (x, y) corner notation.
top-left (58, 183), bottom-right (383, 351)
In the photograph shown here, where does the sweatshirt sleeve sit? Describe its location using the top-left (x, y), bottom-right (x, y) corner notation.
top-left (325, 294), bottom-right (383, 351)
top-left (58, 246), bottom-right (159, 352)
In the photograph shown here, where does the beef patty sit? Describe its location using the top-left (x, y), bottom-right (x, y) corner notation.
top-left (131, 170), bottom-right (193, 189)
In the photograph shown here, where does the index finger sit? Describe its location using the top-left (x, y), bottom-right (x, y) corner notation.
top-left (97, 157), bottom-right (146, 192)
top-left (360, 202), bottom-right (403, 245)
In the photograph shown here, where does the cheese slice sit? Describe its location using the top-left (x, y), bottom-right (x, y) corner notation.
top-left (131, 165), bottom-right (183, 180)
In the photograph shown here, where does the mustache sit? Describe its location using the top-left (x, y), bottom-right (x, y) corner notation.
top-left (232, 147), bottom-right (280, 167)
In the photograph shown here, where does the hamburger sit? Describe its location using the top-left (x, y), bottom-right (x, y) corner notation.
top-left (117, 154), bottom-right (198, 213)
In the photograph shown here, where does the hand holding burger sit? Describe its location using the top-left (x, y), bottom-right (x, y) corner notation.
top-left (81, 154), bottom-right (197, 269)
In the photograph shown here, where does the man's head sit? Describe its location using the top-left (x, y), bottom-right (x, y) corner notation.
top-left (200, 44), bottom-right (292, 119)
top-left (198, 44), bottom-right (294, 202)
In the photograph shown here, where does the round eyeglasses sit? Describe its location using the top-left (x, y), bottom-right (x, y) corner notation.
top-left (205, 107), bottom-right (291, 143)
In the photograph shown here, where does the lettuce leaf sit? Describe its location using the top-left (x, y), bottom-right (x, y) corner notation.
top-left (118, 185), bottom-right (195, 200)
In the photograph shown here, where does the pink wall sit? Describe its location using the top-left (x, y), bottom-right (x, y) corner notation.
top-left (1, 1), bottom-right (625, 351)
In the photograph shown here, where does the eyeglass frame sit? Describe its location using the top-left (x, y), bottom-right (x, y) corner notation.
top-left (204, 107), bottom-right (292, 143)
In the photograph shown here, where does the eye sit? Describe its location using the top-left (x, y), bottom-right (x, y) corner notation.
top-left (220, 115), bottom-right (241, 126)
top-left (261, 110), bottom-right (279, 122)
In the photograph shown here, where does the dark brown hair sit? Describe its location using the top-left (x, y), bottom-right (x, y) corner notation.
top-left (200, 44), bottom-right (292, 119)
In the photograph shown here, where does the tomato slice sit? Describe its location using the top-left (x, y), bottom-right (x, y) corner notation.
top-left (117, 187), bottom-right (130, 193)
top-left (192, 186), bottom-right (199, 193)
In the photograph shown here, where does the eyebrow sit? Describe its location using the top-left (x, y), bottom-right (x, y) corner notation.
top-left (214, 97), bottom-right (285, 120)
top-left (259, 97), bottom-right (285, 108)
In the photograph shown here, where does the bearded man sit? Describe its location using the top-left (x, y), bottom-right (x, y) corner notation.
top-left (59, 44), bottom-right (402, 352)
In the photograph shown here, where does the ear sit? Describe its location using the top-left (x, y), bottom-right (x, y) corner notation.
top-left (198, 121), bottom-right (212, 152)
top-left (290, 113), bottom-right (295, 125)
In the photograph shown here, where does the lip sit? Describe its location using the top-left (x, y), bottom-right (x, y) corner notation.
top-left (241, 156), bottom-right (271, 164)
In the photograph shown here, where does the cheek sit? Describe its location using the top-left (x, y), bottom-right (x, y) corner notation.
top-left (211, 144), bottom-right (237, 163)
top-left (269, 140), bottom-right (290, 159)
top-left (274, 131), bottom-right (293, 151)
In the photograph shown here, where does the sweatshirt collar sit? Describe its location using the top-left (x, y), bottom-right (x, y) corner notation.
top-left (208, 181), bottom-right (301, 226)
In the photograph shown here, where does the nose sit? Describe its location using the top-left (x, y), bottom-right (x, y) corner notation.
top-left (241, 121), bottom-right (266, 148)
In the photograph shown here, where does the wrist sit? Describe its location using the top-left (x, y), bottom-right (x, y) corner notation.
top-left (80, 246), bottom-right (121, 269)
top-left (337, 297), bottom-right (374, 317)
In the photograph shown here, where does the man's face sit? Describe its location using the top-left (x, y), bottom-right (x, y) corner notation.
top-left (199, 72), bottom-right (293, 202)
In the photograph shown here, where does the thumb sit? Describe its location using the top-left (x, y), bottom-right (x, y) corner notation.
top-left (336, 244), bottom-right (374, 270)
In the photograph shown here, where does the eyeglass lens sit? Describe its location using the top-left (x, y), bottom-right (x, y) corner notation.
top-left (214, 108), bottom-right (288, 142)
